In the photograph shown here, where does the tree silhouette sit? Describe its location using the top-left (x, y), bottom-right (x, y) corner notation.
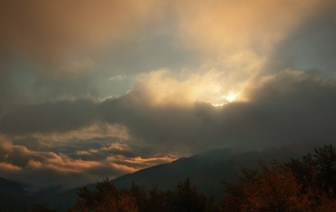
top-left (146, 186), bottom-right (166, 212)
top-left (285, 144), bottom-right (336, 196)
top-left (30, 204), bottom-right (59, 212)
top-left (165, 178), bottom-right (207, 212)
top-left (69, 178), bottom-right (137, 212)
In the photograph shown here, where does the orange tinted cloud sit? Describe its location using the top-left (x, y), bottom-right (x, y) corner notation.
top-left (173, 0), bottom-right (333, 54)
top-left (0, 136), bottom-right (175, 189)
top-left (0, 162), bottom-right (21, 172)
top-left (0, 0), bottom-right (163, 65)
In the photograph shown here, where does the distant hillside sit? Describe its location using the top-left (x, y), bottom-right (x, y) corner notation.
top-left (1, 145), bottom-right (312, 211)
top-left (49, 147), bottom-right (244, 210)
top-left (109, 146), bottom-right (293, 198)
top-left (110, 147), bottom-right (240, 196)
top-left (0, 177), bottom-right (37, 211)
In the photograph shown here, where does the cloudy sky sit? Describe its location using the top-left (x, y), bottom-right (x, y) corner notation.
top-left (1, 0), bottom-right (336, 189)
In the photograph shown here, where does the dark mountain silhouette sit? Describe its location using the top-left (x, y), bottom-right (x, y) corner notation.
top-left (0, 176), bottom-right (28, 193)
top-left (0, 145), bottom-right (313, 211)
top-left (0, 177), bottom-right (38, 211)
top-left (109, 145), bottom-right (305, 197)
top-left (111, 147), bottom-right (240, 195)
top-left (46, 147), bottom-right (245, 211)
top-left (49, 145), bottom-right (309, 211)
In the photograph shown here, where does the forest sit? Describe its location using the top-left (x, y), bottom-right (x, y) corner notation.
top-left (9, 144), bottom-right (336, 212)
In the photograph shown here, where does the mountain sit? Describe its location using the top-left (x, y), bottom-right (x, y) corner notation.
top-left (111, 147), bottom-right (240, 196)
top-left (1, 145), bottom-right (311, 211)
top-left (51, 145), bottom-right (308, 211)
top-left (109, 146), bottom-right (289, 197)
top-left (49, 147), bottom-right (246, 211)
top-left (0, 177), bottom-right (38, 211)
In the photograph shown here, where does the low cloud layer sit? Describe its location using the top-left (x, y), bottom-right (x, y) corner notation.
top-left (0, 136), bottom-right (174, 189)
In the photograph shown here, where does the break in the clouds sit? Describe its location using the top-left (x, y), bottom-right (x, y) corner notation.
top-left (0, 0), bottom-right (336, 189)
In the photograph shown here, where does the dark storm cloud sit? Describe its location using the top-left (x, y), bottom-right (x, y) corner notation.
top-left (222, 71), bottom-right (336, 146)
top-left (2, 70), bottom-right (336, 153)
top-left (0, 99), bottom-right (97, 134)
top-left (114, 71), bottom-right (336, 150)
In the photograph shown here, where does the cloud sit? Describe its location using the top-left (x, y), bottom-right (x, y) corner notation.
top-left (2, 69), bottom-right (336, 152)
top-left (0, 59), bottom-right (99, 118)
top-left (219, 70), bottom-right (336, 146)
top-left (109, 75), bottom-right (125, 81)
top-left (106, 155), bottom-right (174, 170)
top-left (0, 99), bottom-right (97, 134)
top-left (0, 137), bottom-right (175, 189)
top-left (0, 0), bottom-right (163, 65)
top-left (265, 10), bottom-right (336, 74)
top-left (1, 0), bottom-right (336, 190)
top-left (16, 123), bottom-right (131, 144)
top-left (2, 0), bottom-right (333, 65)
top-left (172, 0), bottom-right (334, 54)
top-left (0, 162), bottom-right (22, 172)
top-left (1, 0), bottom-right (334, 114)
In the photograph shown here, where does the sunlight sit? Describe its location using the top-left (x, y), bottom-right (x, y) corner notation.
top-left (226, 92), bottom-right (238, 102)
top-left (211, 103), bottom-right (226, 107)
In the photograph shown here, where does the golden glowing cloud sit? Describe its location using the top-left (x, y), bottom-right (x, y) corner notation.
top-left (173, 0), bottom-right (325, 54)
top-left (134, 61), bottom-right (261, 106)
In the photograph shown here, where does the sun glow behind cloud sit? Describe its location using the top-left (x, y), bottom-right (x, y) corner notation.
top-left (135, 69), bottom-right (245, 107)
top-left (226, 92), bottom-right (239, 102)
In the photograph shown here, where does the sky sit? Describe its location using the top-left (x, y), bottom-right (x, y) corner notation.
top-left (0, 0), bottom-right (336, 190)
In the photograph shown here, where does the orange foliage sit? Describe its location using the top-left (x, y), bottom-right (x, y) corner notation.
top-left (221, 163), bottom-right (336, 212)
top-left (93, 192), bottom-right (137, 212)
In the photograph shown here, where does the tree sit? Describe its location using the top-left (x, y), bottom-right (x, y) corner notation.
top-left (128, 182), bottom-right (148, 212)
top-left (30, 204), bottom-right (59, 212)
top-left (69, 178), bottom-right (137, 212)
top-left (146, 186), bottom-right (166, 212)
top-left (221, 163), bottom-right (302, 211)
top-left (285, 144), bottom-right (336, 196)
top-left (240, 164), bottom-right (304, 212)
top-left (90, 192), bottom-right (137, 212)
top-left (221, 168), bottom-right (259, 211)
top-left (221, 161), bottom-right (336, 212)
top-left (165, 178), bottom-right (207, 212)
top-left (69, 177), bottom-right (213, 212)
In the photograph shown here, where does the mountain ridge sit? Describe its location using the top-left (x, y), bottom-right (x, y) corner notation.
top-left (0, 144), bottom-right (314, 211)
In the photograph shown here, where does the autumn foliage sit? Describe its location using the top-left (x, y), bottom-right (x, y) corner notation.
top-left (221, 145), bottom-right (336, 212)
top-left (29, 144), bottom-right (336, 212)
top-left (66, 177), bottom-right (212, 212)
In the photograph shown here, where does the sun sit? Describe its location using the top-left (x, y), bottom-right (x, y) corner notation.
top-left (208, 92), bottom-right (239, 107)
top-left (226, 92), bottom-right (238, 102)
